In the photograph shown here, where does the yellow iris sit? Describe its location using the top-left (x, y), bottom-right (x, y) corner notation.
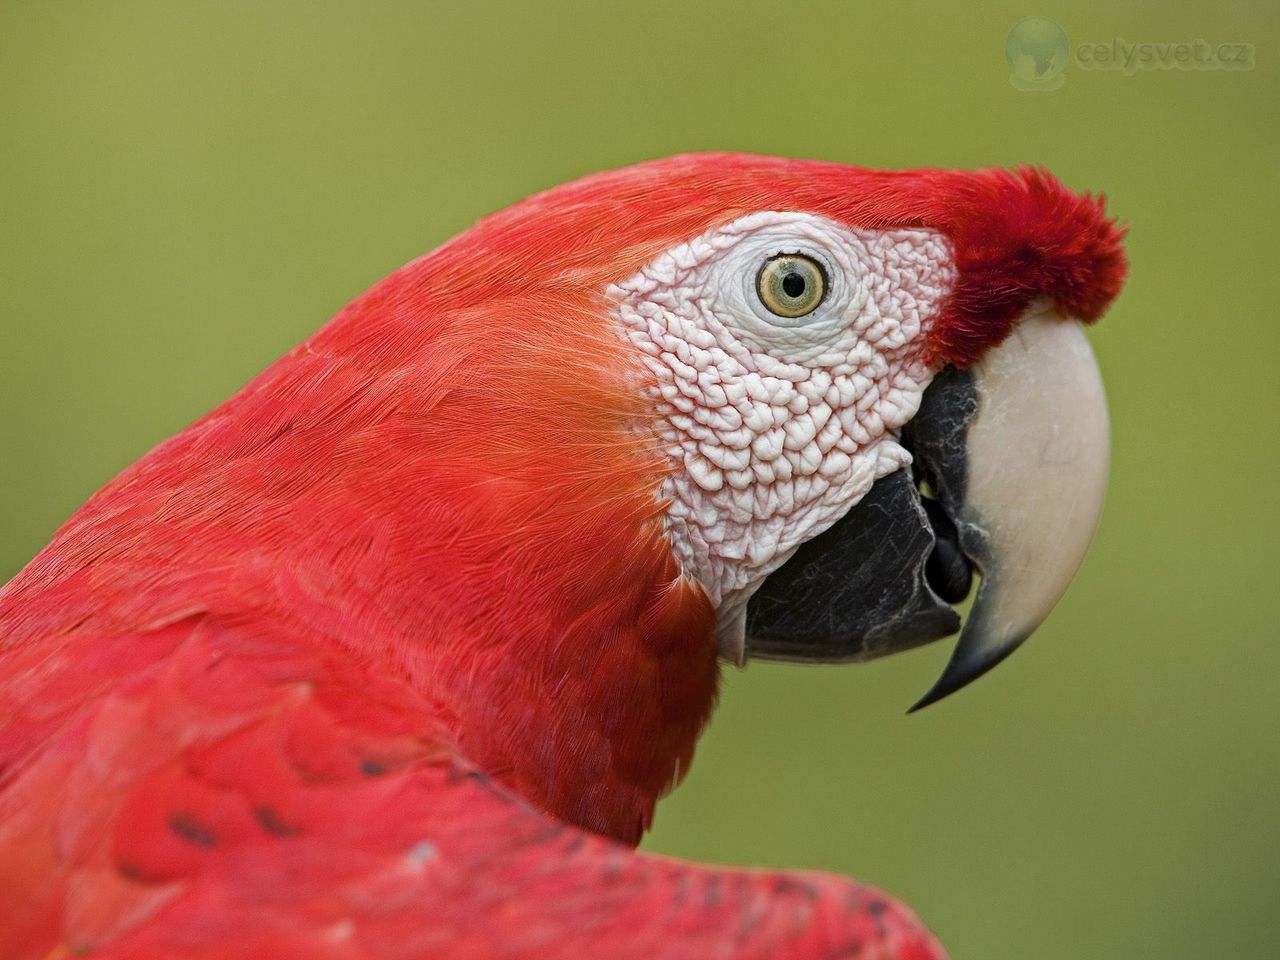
top-left (756, 254), bottom-right (826, 319)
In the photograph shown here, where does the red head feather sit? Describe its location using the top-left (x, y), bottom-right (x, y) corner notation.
top-left (445, 152), bottom-right (1127, 365)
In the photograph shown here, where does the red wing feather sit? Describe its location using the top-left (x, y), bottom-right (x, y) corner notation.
top-left (0, 617), bottom-right (940, 960)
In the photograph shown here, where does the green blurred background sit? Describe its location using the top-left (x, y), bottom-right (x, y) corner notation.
top-left (1, 1), bottom-right (1275, 956)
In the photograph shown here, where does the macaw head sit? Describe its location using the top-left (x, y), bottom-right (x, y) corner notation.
top-left (438, 152), bottom-right (1123, 710)
top-left (603, 155), bottom-right (1124, 708)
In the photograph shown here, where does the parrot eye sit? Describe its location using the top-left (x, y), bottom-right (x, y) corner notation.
top-left (755, 254), bottom-right (827, 319)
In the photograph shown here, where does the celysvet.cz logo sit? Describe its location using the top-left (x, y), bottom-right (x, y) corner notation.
top-left (1006, 17), bottom-right (1256, 91)
top-left (1077, 38), bottom-right (1255, 74)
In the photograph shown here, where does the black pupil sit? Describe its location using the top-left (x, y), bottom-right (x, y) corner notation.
top-left (781, 271), bottom-right (806, 298)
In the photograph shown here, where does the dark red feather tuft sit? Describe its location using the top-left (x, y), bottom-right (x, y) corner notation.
top-left (919, 164), bottom-right (1128, 366)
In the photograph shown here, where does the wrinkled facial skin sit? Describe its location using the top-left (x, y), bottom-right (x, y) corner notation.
top-left (609, 212), bottom-right (957, 661)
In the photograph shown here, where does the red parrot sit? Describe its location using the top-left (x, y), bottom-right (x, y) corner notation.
top-left (0, 154), bottom-right (1126, 959)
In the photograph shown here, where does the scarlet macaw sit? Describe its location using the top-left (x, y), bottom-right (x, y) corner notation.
top-left (0, 153), bottom-right (1125, 959)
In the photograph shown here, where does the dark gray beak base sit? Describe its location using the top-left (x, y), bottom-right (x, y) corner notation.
top-left (744, 368), bottom-right (980, 682)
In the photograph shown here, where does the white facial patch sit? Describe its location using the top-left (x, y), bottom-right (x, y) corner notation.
top-left (608, 212), bottom-right (956, 662)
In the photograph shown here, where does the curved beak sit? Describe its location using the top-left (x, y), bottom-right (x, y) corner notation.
top-left (744, 306), bottom-right (1110, 710)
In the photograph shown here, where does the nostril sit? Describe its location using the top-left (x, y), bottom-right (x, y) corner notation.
top-left (921, 496), bottom-right (973, 604)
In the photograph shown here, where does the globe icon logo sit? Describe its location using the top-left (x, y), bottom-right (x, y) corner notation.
top-left (1006, 17), bottom-right (1069, 90)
